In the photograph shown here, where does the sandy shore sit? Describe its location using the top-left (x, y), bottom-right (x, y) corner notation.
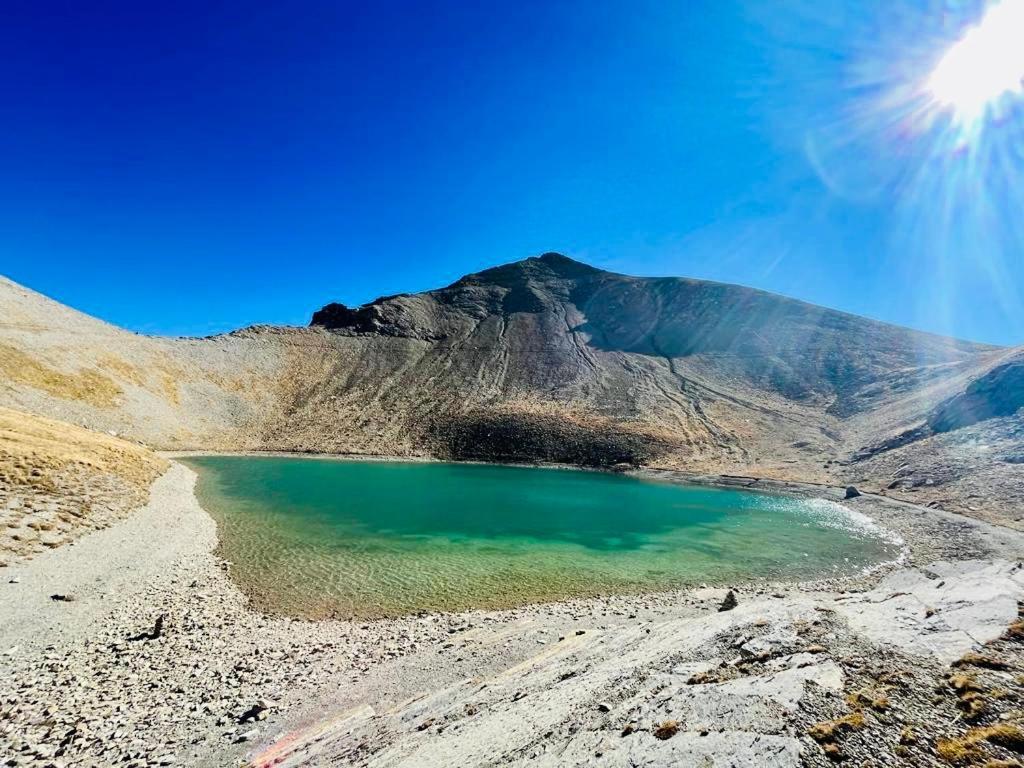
top-left (2, 460), bottom-right (1023, 767)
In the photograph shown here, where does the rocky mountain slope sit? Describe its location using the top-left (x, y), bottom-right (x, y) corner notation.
top-left (850, 347), bottom-right (1024, 525)
top-left (1, 253), bottom-right (1020, 522)
top-left (2, 256), bottom-right (1024, 768)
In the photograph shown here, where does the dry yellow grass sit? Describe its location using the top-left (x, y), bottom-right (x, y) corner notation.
top-left (1006, 621), bottom-right (1024, 641)
top-left (847, 687), bottom-right (890, 712)
top-left (0, 406), bottom-right (168, 561)
top-left (950, 672), bottom-right (984, 694)
top-left (955, 653), bottom-right (1012, 671)
top-left (155, 363), bottom-right (182, 405)
top-left (99, 355), bottom-right (146, 386)
top-left (808, 711), bottom-right (867, 743)
top-left (0, 343), bottom-right (122, 408)
top-left (938, 737), bottom-right (986, 765)
top-left (652, 720), bottom-right (680, 740)
top-left (0, 405), bottom-right (166, 488)
top-left (936, 724), bottom-right (1024, 765)
top-left (947, 671), bottom-right (993, 720)
top-left (101, 355), bottom-right (184, 405)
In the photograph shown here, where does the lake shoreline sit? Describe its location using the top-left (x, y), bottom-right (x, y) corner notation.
top-left (182, 453), bottom-right (907, 620)
top-left (164, 447), bottom-right (1020, 534)
top-left (3, 459), bottom-right (1023, 766)
top-left (170, 449), bottom-right (1023, 588)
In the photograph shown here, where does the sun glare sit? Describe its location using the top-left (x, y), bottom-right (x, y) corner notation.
top-left (927, 0), bottom-right (1024, 126)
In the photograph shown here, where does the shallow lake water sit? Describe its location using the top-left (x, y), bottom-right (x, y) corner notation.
top-left (185, 456), bottom-right (904, 618)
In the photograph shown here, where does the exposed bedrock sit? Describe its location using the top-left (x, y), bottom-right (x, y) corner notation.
top-left (310, 302), bottom-right (384, 333)
top-left (255, 560), bottom-right (1024, 768)
top-left (928, 355), bottom-right (1024, 433)
top-left (854, 351), bottom-right (1024, 461)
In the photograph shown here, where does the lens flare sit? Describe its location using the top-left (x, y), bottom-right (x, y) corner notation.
top-left (926, 0), bottom-right (1024, 131)
top-left (744, 0), bottom-right (1024, 343)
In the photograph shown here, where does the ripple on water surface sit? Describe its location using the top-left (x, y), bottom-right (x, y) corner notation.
top-left (184, 456), bottom-right (904, 619)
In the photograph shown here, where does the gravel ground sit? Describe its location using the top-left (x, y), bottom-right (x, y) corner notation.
top-left (1, 461), bottom-right (1022, 767)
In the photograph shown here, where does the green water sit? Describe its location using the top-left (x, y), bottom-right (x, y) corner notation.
top-left (185, 456), bottom-right (903, 618)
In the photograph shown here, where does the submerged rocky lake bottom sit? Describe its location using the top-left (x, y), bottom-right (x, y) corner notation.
top-left (185, 456), bottom-right (904, 618)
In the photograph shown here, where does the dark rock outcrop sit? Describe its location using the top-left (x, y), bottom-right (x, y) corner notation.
top-left (854, 351), bottom-right (1023, 462)
top-left (429, 408), bottom-right (673, 468)
top-left (310, 302), bottom-right (382, 332)
top-left (718, 590), bottom-right (738, 612)
top-left (928, 357), bottom-right (1024, 433)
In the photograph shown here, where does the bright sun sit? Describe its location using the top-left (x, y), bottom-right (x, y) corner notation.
top-left (927, 0), bottom-right (1024, 125)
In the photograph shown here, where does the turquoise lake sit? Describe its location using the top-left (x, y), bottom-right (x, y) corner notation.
top-left (185, 456), bottom-right (903, 618)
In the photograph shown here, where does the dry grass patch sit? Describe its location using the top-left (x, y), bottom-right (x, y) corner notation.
top-left (936, 725), bottom-right (1024, 765)
top-left (956, 653), bottom-right (1012, 671)
top-left (652, 720), bottom-right (680, 740)
top-left (0, 406), bottom-right (165, 488)
top-left (687, 668), bottom-right (734, 685)
top-left (154, 363), bottom-right (183, 405)
top-left (0, 407), bottom-right (167, 560)
top-left (950, 673), bottom-right (984, 694)
top-left (101, 356), bottom-right (184, 406)
top-left (808, 711), bottom-right (867, 743)
top-left (846, 687), bottom-right (890, 712)
top-left (0, 343), bottom-right (121, 408)
top-left (948, 672), bottom-right (992, 721)
top-left (1006, 621), bottom-right (1024, 641)
top-left (99, 355), bottom-right (146, 386)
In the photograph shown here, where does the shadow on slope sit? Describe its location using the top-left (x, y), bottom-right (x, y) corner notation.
top-left (427, 404), bottom-right (678, 468)
top-left (853, 350), bottom-right (1024, 462)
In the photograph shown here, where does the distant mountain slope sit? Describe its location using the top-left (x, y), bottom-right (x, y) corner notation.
top-left (1, 254), bottom-right (1020, 522)
top-left (929, 349), bottom-right (1024, 432)
top-left (312, 252), bottom-right (992, 415)
top-left (0, 274), bottom-right (300, 448)
top-left (847, 346), bottom-right (1024, 525)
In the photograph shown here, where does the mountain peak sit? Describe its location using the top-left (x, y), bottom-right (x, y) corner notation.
top-left (528, 252), bottom-right (603, 277)
top-left (456, 252), bottom-right (603, 289)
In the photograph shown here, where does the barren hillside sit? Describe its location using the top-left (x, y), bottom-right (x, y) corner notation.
top-left (1, 253), bottom-right (1020, 521)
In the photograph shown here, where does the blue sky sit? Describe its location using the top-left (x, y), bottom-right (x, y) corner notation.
top-left (2, 0), bottom-right (1022, 344)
